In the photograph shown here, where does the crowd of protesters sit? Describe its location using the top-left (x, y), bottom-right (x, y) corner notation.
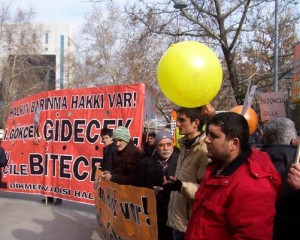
top-left (2, 103), bottom-right (300, 240)
top-left (95, 104), bottom-right (300, 240)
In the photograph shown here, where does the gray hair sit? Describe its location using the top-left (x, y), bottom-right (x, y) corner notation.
top-left (263, 118), bottom-right (297, 145)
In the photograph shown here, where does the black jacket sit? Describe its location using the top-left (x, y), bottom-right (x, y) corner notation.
top-left (261, 144), bottom-right (300, 240)
top-left (110, 139), bottom-right (141, 186)
top-left (101, 142), bottom-right (115, 172)
top-left (139, 150), bottom-right (179, 240)
top-left (0, 146), bottom-right (8, 167)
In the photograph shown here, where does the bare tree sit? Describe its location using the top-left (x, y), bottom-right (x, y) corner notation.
top-left (74, 1), bottom-right (176, 121)
top-left (0, 4), bottom-right (53, 128)
top-left (78, 0), bottom-right (298, 124)
top-left (125, 0), bottom-right (299, 107)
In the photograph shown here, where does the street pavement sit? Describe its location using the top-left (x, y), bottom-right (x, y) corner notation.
top-left (0, 191), bottom-right (101, 240)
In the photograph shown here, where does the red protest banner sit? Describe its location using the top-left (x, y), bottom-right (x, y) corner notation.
top-left (0, 83), bottom-right (145, 204)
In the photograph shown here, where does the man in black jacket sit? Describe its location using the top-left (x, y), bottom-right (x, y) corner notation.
top-left (139, 131), bottom-right (179, 240)
top-left (0, 146), bottom-right (7, 168)
top-left (261, 117), bottom-right (299, 240)
top-left (0, 129), bottom-right (8, 188)
top-left (102, 126), bottom-right (141, 186)
top-left (142, 131), bottom-right (156, 157)
top-left (100, 128), bottom-right (115, 172)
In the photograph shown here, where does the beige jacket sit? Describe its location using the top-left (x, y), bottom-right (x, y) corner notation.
top-left (167, 133), bottom-right (209, 233)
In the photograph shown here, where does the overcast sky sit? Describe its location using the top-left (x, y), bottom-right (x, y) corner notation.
top-left (10, 0), bottom-right (101, 27)
top-left (9, 0), bottom-right (300, 34)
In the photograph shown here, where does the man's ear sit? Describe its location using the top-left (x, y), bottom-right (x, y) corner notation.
top-left (230, 138), bottom-right (240, 151)
top-left (291, 138), bottom-right (298, 146)
top-left (194, 119), bottom-right (200, 127)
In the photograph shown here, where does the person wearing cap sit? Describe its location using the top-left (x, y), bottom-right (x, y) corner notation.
top-left (142, 131), bottom-right (156, 157)
top-left (102, 126), bottom-right (141, 186)
top-left (139, 131), bottom-right (179, 240)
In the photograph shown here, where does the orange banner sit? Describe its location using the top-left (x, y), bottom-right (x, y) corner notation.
top-left (0, 84), bottom-right (145, 204)
top-left (171, 110), bottom-right (183, 147)
top-left (291, 42), bottom-right (300, 103)
top-left (171, 110), bottom-right (177, 145)
top-left (94, 169), bottom-right (158, 240)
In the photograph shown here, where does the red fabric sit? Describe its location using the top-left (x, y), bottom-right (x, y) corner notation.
top-left (185, 148), bottom-right (282, 240)
top-left (1, 84), bottom-right (145, 204)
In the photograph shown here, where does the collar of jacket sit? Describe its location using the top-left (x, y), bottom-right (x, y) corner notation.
top-left (212, 145), bottom-right (251, 176)
top-left (178, 132), bottom-right (206, 151)
top-left (206, 147), bottom-right (281, 187)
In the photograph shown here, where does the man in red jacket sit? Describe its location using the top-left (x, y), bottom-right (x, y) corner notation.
top-left (185, 112), bottom-right (282, 240)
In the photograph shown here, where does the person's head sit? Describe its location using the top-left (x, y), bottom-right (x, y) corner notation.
top-left (176, 107), bottom-right (206, 139)
top-left (147, 132), bottom-right (156, 146)
top-left (205, 112), bottom-right (250, 164)
top-left (263, 118), bottom-right (298, 146)
top-left (155, 131), bottom-right (174, 160)
top-left (113, 126), bottom-right (131, 151)
top-left (100, 128), bottom-right (113, 146)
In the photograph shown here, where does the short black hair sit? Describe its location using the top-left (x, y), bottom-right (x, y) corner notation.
top-left (176, 107), bottom-right (206, 132)
top-left (148, 132), bottom-right (156, 138)
top-left (208, 112), bottom-right (250, 151)
top-left (101, 128), bottom-right (113, 137)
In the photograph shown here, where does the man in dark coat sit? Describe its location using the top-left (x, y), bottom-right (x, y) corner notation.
top-left (100, 128), bottom-right (115, 172)
top-left (0, 146), bottom-right (7, 168)
top-left (261, 117), bottom-right (299, 240)
top-left (102, 126), bottom-right (141, 186)
top-left (139, 131), bottom-right (179, 240)
top-left (0, 130), bottom-right (8, 188)
top-left (142, 131), bottom-right (156, 157)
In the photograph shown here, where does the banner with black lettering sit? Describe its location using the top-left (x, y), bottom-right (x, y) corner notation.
top-left (258, 91), bottom-right (286, 123)
top-left (94, 169), bottom-right (158, 240)
top-left (0, 83), bottom-right (145, 204)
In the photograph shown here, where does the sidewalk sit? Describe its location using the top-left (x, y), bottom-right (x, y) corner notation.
top-left (0, 191), bottom-right (101, 240)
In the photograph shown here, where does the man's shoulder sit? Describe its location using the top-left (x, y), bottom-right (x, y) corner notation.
top-left (131, 146), bottom-right (143, 160)
top-left (0, 146), bottom-right (5, 155)
top-left (171, 150), bottom-right (180, 159)
top-left (107, 142), bottom-right (115, 149)
top-left (247, 148), bottom-right (281, 182)
top-left (250, 147), bottom-right (269, 158)
top-left (141, 156), bottom-right (155, 168)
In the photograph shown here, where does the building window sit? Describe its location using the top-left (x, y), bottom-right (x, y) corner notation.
top-left (45, 32), bottom-right (49, 44)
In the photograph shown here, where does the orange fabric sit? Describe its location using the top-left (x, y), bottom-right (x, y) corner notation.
top-left (94, 169), bottom-right (158, 240)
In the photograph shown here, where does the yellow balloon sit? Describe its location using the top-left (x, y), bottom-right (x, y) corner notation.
top-left (157, 41), bottom-right (223, 107)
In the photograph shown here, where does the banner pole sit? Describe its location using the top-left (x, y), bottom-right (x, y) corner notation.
top-left (295, 140), bottom-right (300, 164)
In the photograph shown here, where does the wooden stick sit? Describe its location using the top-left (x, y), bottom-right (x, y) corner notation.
top-left (294, 140), bottom-right (300, 164)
